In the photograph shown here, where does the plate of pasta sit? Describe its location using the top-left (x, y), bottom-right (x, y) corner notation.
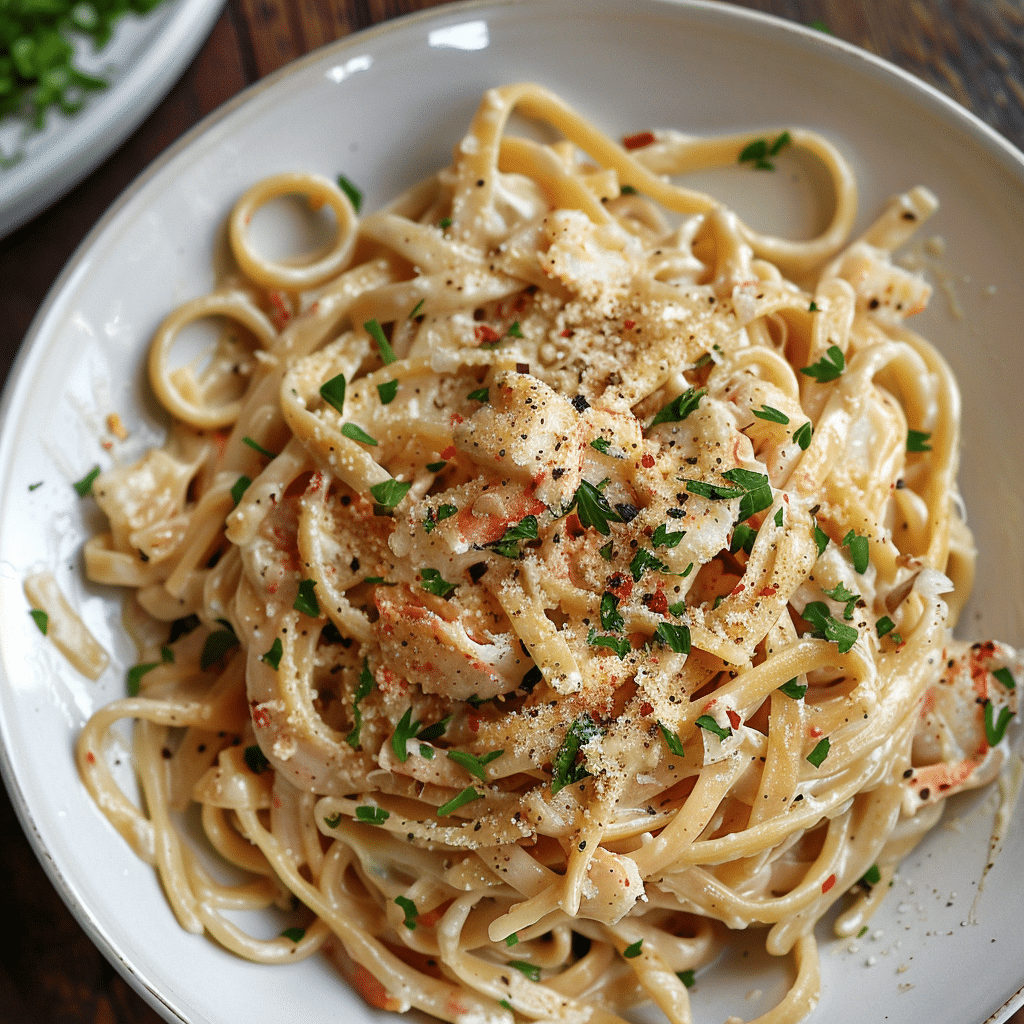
top-left (1, 2), bottom-right (1023, 1024)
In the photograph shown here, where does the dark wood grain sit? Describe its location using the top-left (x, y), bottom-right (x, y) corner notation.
top-left (1, 2), bottom-right (1023, 1022)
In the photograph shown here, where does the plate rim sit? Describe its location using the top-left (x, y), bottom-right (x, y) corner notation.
top-left (0, 0), bottom-right (226, 238)
top-left (2, 2), bottom-right (1024, 1022)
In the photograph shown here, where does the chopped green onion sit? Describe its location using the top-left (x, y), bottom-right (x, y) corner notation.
top-left (230, 475), bottom-right (251, 507)
top-left (446, 749), bottom-right (503, 782)
top-left (436, 785), bottom-right (483, 816)
top-left (337, 175), bottom-right (362, 212)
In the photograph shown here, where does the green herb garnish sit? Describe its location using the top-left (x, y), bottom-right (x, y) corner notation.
top-left (984, 701), bottom-right (1014, 746)
top-left (242, 436), bottom-right (276, 458)
top-left (420, 567), bottom-right (457, 598)
top-left (600, 591), bottom-right (624, 632)
top-left (649, 387), bottom-right (706, 428)
top-left (630, 548), bottom-right (670, 581)
top-left (364, 318), bottom-right (397, 365)
top-left (346, 660), bottom-right (375, 749)
top-left (778, 678), bottom-right (808, 700)
top-left (230, 475), bottom-right (251, 507)
top-left (244, 744), bottom-right (270, 773)
top-left (200, 626), bottom-right (239, 669)
top-left (29, 608), bottom-right (48, 635)
top-left (738, 131), bottom-right (791, 170)
top-left (467, 387), bottom-right (489, 402)
top-left (355, 805), bottom-right (390, 825)
top-left (843, 529), bottom-right (870, 573)
top-left (566, 480), bottom-right (622, 536)
top-left (992, 667), bottom-right (1016, 691)
top-left (446, 749), bottom-right (503, 781)
top-left (623, 939), bottom-right (643, 959)
top-left (551, 715), bottom-right (603, 794)
top-left (126, 662), bottom-right (158, 696)
top-left (753, 405), bottom-right (789, 424)
top-left (801, 344), bottom-right (845, 383)
top-left (806, 737), bottom-right (831, 768)
top-left (319, 373), bottom-right (346, 414)
top-left (508, 960), bottom-right (540, 982)
top-left (590, 437), bottom-right (612, 455)
top-left (377, 379), bottom-right (399, 404)
top-left (658, 721), bottom-right (686, 755)
top-left (261, 638), bottom-right (283, 670)
top-left (801, 601), bottom-right (858, 653)
top-left (907, 429), bottom-right (932, 453)
top-left (436, 785), bottom-right (483, 816)
top-left (586, 629), bottom-right (631, 659)
top-left (653, 621), bottom-right (691, 654)
top-left (73, 465), bottom-right (100, 496)
top-left (337, 175), bottom-right (362, 212)
top-left (293, 579), bottom-right (320, 617)
top-left (696, 714), bottom-right (731, 741)
top-left (392, 707), bottom-right (422, 763)
top-left (652, 523), bottom-right (686, 548)
top-left (823, 582), bottom-right (859, 620)
top-left (793, 421), bottom-right (813, 450)
top-left (369, 478), bottom-right (411, 509)
top-left (395, 895), bottom-right (418, 929)
top-left (487, 515), bottom-right (539, 558)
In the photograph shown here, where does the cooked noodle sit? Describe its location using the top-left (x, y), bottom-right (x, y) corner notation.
top-left (75, 84), bottom-right (1021, 1024)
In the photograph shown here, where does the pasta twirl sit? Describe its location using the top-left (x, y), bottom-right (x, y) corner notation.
top-left (76, 84), bottom-right (1021, 1024)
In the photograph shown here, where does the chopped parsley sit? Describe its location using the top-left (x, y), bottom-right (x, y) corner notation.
top-left (658, 721), bottom-right (686, 755)
top-left (907, 429), bottom-right (932, 453)
top-left (860, 864), bottom-right (882, 887)
top-left (200, 625), bottom-right (239, 669)
top-left (992, 667), bottom-right (1016, 691)
top-left (730, 522), bottom-right (757, 555)
top-left (439, 216), bottom-right (452, 229)
top-left (420, 568), bottom-right (457, 598)
top-left (823, 582), bottom-right (859, 620)
top-left (424, 503), bottom-right (458, 534)
top-left (622, 939), bottom-right (643, 959)
top-left (793, 421), bottom-right (813, 450)
top-left (391, 707), bottom-right (422, 763)
top-left (369, 478), bottom-right (411, 508)
top-left (323, 812), bottom-right (342, 829)
top-left (586, 628), bottom-right (631, 659)
top-left (983, 701), bottom-right (1014, 746)
top-left (261, 637), bottom-right (283, 670)
top-left (346, 660), bottom-right (376, 749)
top-left (652, 523), bottom-right (686, 548)
top-left (319, 373), bottom-right (346, 414)
top-left (281, 926), bottom-right (305, 943)
top-left (507, 321), bottom-right (524, 338)
top-left (376, 379), bottom-right (399, 404)
top-left (774, 506), bottom-right (784, 528)
top-left (355, 805), bottom-right (390, 825)
top-left (738, 131), bottom-right (791, 170)
top-left (505, 933), bottom-right (519, 947)
top-left (801, 601), bottom-right (858, 653)
top-left (686, 467), bottom-right (772, 522)
top-left (244, 744), bottom-right (270, 774)
top-left (565, 480), bottom-right (622, 535)
top-left (487, 515), bottom-right (539, 558)
top-left (590, 436), bottom-right (613, 455)
top-left (653, 621), bottom-right (691, 654)
top-left (337, 175), bottom-right (362, 212)
top-left (630, 548), bottom-right (670, 581)
top-left (29, 608), bottom-right (48, 635)
top-left (446, 749), bottom-right (503, 781)
top-left (73, 465), bottom-right (100, 496)
top-left (649, 387), bottom-right (706, 428)
top-left (753, 404), bottom-right (789, 424)
top-left (467, 387), bottom-right (489, 402)
top-left (436, 785), bottom-right (482, 816)
top-left (677, 970), bottom-right (695, 988)
top-left (551, 715), bottom-right (603, 794)
top-left (600, 592), bottom-right (624, 632)
top-left (293, 579), bottom-right (320, 617)
top-left (696, 714), bottom-right (731, 741)
top-left (801, 344), bottom-right (845, 383)
top-left (814, 523), bottom-right (830, 558)
top-left (365, 319), bottom-right (397, 364)
top-left (126, 661), bottom-right (158, 696)
top-left (806, 737), bottom-right (831, 768)
top-left (342, 422), bottom-right (378, 445)
top-left (875, 616), bottom-right (898, 639)
top-left (507, 960), bottom-right (541, 982)
top-left (395, 895), bottom-right (418, 930)
top-left (778, 678), bottom-right (807, 700)
top-left (230, 475), bottom-right (251, 507)
top-left (599, 540), bottom-right (614, 561)
top-left (242, 436), bottom-right (276, 459)
top-left (843, 529), bottom-right (870, 573)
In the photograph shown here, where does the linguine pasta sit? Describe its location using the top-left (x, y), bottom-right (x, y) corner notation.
top-left (74, 84), bottom-right (1021, 1024)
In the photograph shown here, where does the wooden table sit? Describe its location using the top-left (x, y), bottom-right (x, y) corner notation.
top-left (1, 1), bottom-right (1022, 1022)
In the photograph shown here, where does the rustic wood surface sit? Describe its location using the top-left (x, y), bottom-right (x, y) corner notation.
top-left (2, 1), bottom-right (1023, 1022)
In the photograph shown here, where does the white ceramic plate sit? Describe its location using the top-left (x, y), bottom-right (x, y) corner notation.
top-left (0, 0), bottom-right (223, 237)
top-left (1, 2), bottom-right (1023, 1022)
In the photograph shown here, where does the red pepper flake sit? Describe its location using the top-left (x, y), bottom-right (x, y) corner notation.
top-left (468, 714), bottom-right (480, 733)
top-left (822, 873), bottom-right (836, 894)
top-left (726, 709), bottom-right (742, 730)
top-left (730, 583), bottom-right (746, 596)
top-left (623, 131), bottom-right (656, 150)
top-left (86, 751), bottom-right (96, 764)
top-left (440, 445), bottom-right (457, 460)
top-left (268, 290), bottom-right (291, 330)
top-left (252, 705), bottom-right (272, 729)
top-left (623, 319), bottom-right (636, 329)
top-left (450, 413), bottom-right (464, 427)
top-left (639, 701), bottom-right (654, 716)
top-left (560, 328), bottom-right (574, 338)
top-left (809, 725), bottom-right (822, 738)
top-left (641, 453), bottom-right (655, 469)
top-left (758, 585), bottom-right (778, 597)
top-left (475, 324), bottom-right (501, 345)
top-left (606, 572), bottom-right (634, 601)
top-left (646, 590), bottom-right (668, 615)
